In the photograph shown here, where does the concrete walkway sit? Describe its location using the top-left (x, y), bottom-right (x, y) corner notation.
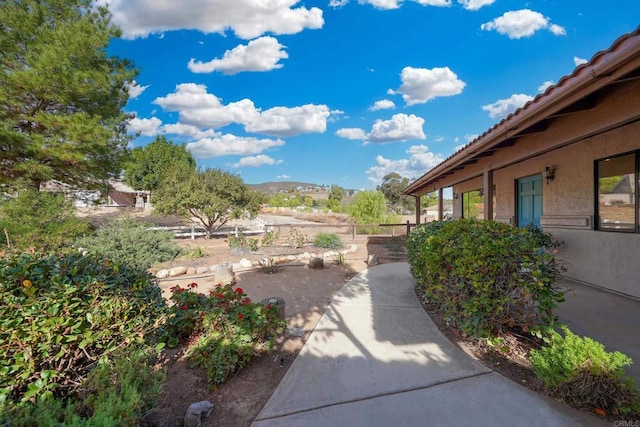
top-left (252, 263), bottom-right (605, 427)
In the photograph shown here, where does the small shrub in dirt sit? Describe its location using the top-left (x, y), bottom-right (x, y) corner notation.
top-left (286, 229), bottom-right (307, 249)
top-left (75, 217), bottom-right (182, 270)
top-left (161, 283), bottom-right (286, 386)
top-left (530, 326), bottom-right (640, 417)
top-left (333, 252), bottom-right (347, 265)
top-left (182, 244), bottom-right (209, 259)
top-left (259, 257), bottom-right (281, 274)
top-left (313, 233), bottom-right (343, 250)
top-left (261, 229), bottom-right (279, 247)
top-left (407, 219), bottom-right (565, 338)
top-left (0, 252), bottom-right (166, 408)
top-left (227, 231), bottom-right (259, 253)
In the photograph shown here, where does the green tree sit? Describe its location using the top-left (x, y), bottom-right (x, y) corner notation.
top-left (123, 136), bottom-right (196, 192)
top-left (0, 190), bottom-right (91, 251)
top-left (348, 190), bottom-right (400, 230)
top-left (377, 173), bottom-right (414, 213)
top-left (327, 185), bottom-right (344, 210)
top-left (153, 168), bottom-right (261, 238)
top-left (0, 0), bottom-right (137, 191)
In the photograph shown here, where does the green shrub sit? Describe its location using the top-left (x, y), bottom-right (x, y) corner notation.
top-left (407, 219), bottom-right (565, 337)
top-left (75, 217), bottom-right (182, 270)
top-left (182, 244), bottom-right (209, 259)
top-left (286, 229), bottom-right (306, 249)
top-left (261, 230), bottom-right (279, 247)
top-left (162, 283), bottom-right (286, 386)
top-left (333, 252), bottom-right (346, 265)
top-left (227, 231), bottom-right (259, 253)
top-left (1, 346), bottom-right (166, 426)
top-left (313, 233), bottom-right (343, 250)
top-left (0, 190), bottom-right (92, 252)
top-left (523, 223), bottom-right (562, 250)
top-left (530, 326), bottom-right (639, 416)
top-left (0, 252), bottom-right (166, 406)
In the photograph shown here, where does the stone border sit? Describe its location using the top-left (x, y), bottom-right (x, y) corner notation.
top-left (155, 244), bottom-right (358, 279)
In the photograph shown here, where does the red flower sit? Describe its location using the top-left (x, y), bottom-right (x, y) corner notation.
top-left (266, 305), bottom-right (272, 310)
top-left (237, 313), bottom-right (244, 320)
top-left (181, 305), bottom-right (188, 310)
top-left (235, 287), bottom-right (244, 294)
top-left (200, 311), bottom-right (205, 318)
top-left (215, 283), bottom-right (222, 287)
top-left (242, 297), bottom-right (250, 305)
top-left (216, 293), bottom-right (224, 299)
top-left (188, 282), bottom-right (198, 288)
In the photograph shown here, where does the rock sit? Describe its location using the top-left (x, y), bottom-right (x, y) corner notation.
top-left (195, 266), bottom-right (209, 274)
top-left (168, 266), bottom-right (188, 277)
top-left (156, 269), bottom-right (169, 279)
top-left (184, 401), bottom-right (215, 427)
top-left (349, 244), bottom-right (358, 252)
top-left (261, 297), bottom-right (285, 320)
top-left (209, 264), bottom-right (219, 272)
top-left (300, 252), bottom-right (311, 259)
top-left (309, 257), bottom-right (324, 269)
top-left (367, 254), bottom-right (379, 266)
top-left (239, 258), bottom-right (253, 268)
top-left (287, 255), bottom-right (297, 261)
top-left (186, 267), bottom-right (197, 275)
top-left (232, 263), bottom-right (242, 271)
top-left (323, 251), bottom-right (335, 258)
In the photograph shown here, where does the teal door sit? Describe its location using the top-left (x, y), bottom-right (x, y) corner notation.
top-left (518, 175), bottom-right (543, 227)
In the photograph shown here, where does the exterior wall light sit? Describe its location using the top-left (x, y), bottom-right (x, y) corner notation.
top-left (453, 192), bottom-right (459, 199)
top-left (478, 188), bottom-right (484, 196)
top-left (543, 166), bottom-right (555, 184)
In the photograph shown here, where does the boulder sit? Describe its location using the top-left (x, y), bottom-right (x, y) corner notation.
top-left (239, 258), bottom-right (253, 268)
top-left (195, 266), bottom-right (209, 274)
top-left (186, 267), bottom-right (196, 275)
top-left (184, 401), bottom-right (215, 427)
top-left (156, 269), bottom-right (169, 279)
top-left (367, 254), bottom-right (379, 267)
top-left (168, 266), bottom-right (188, 277)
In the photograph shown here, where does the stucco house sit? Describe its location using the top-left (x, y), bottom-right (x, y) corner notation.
top-left (404, 27), bottom-right (640, 299)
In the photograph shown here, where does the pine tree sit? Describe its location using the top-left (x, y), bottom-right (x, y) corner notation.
top-left (0, 0), bottom-right (137, 190)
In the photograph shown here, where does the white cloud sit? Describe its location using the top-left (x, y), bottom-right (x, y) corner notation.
top-left (368, 113), bottom-right (426, 143)
top-left (277, 174), bottom-right (291, 179)
top-left (481, 9), bottom-right (565, 39)
top-left (366, 145), bottom-right (444, 185)
top-left (154, 83), bottom-right (259, 128)
top-left (389, 66), bottom-right (466, 106)
top-left (457, 0), bottom-right (494, 11)
top-left (336, 128), bottom-right (367, 140)
top-left (369, 99), bottom-right (396, 111)
top-left (574, 56), bottom-right (588, 66)
top-left (155, 83), bottom-right (330, 137)
top-left (126, 80), bottom-right (149, 99)
top-left (538, 81), bottom-right (554, 93)
top-left (245, 104), bottom-right (330, 137)
top-left (96, 0), bottom-right (324, 40)
top-left (336, 0), bottom-right (450, 10)
top-left (481, 93), bottom-right (534, 119)
top-left (128, 117), bottom-right (162, 136)
top-left (330, 0), bottom-right (349, 7)
top-left (188, 37), bottom-right (288, 75)
top-left (162, 123), bottom-right (218, 139)
top-left (186, 134), bottom-right (285, 158)
top-left (232, 155), bottom-right (283, 168)
top-left (336, 114), bottom-right (426, 143)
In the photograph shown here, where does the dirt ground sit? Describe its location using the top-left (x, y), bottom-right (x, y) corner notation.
top-left (145, 233), bottom-right (402, 427)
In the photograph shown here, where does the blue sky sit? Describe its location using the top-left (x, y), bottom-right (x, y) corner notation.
top-left (102, 0), bottom-right (639, 189)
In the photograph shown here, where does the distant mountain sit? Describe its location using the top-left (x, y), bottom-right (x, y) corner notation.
top-left (249, 181), bottom-right (327, 194)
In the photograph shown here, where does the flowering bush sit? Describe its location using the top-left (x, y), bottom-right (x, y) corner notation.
top-left (162, 282), bottom-right (286, 386)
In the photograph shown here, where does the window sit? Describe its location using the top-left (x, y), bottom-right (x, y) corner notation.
top-left (462, 190), bottom-right (483, 219)
top-left (596, 152), bottom-right (638, 231)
